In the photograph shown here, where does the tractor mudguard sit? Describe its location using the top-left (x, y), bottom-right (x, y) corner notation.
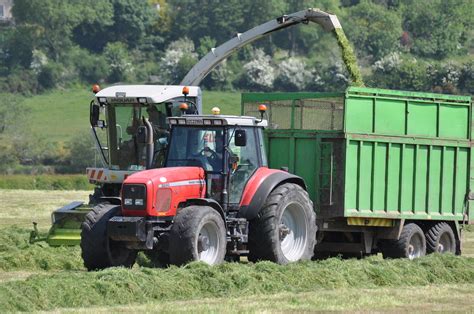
top-left (238, 169), bottom-right (306, 220)
top-left (183, 198), bottom-right (226, 225)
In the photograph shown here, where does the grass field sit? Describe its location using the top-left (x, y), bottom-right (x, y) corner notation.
top-left (0, 189), bottom-right (473, 312)
top-left (21, 88), bottom-right (241, 143)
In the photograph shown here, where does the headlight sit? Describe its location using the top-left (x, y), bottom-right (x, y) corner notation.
top-left (122, 184), bottom-right (147, 210)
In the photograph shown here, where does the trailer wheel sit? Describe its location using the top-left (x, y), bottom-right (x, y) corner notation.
top-left (81, 203), bottom-right (137, 271)
top-left (380, 223), bottom-right (426, 260)
top-left (169, 206), bottom-right (226, 266)
top-left (248, 183), bottom-right (316, 264)
top-left (426, 222), bottom-right (456, 254)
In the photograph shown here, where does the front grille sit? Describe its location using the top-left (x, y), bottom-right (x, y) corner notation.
top-left (122, 184), bottom-right (147, 210)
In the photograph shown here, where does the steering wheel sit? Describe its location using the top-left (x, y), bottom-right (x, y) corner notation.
top-left (198, 147), bottom-right (218, 160)
top-left (190, 149), bottom-right (215, 171)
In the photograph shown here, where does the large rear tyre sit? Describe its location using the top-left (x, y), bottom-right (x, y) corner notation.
top-left (248, 183), bottom-right (316, 264)
top-left (169, 206), bottom-right (226, 266)
top-left (426, 222), bottom-right (456, 254)
top-left (380, 223), bottom-right (426, 260)
top-left (81, 203), bottom-right (137, 271)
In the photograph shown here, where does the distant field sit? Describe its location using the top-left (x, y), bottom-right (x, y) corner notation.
top-left (21, 88), bottom-right (242, 143)
top-left (0, 189), bottom-right (473, 312)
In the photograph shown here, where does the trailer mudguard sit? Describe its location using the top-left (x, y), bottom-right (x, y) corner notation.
top-left (238, 167), bottom-right (306, 220)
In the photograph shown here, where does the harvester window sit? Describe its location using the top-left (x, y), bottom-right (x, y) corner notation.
top-left (109, 103), bottom-right (169, 170)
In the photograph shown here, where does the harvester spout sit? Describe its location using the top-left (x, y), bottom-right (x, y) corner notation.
top-left (304, 8), bottom-right (341, 31)
top-left (181, 8), bottom-right (364, 87)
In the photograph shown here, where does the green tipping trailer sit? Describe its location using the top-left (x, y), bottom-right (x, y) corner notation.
top-left (242, 87), bottom-right (473, 258)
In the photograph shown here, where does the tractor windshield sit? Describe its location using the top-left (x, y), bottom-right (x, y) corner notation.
top-left (107, 103), bottom-right (171, 170)
top-left (166, 126), bottom-right (225, 173)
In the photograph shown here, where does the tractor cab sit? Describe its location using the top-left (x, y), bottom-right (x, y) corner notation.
top-left (165, 114), bottom-right (268, 208)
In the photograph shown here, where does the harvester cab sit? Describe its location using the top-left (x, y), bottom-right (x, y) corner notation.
top-left (30, 85), bottom-right (202, 246)
top-left (81, 108), bottom-right (317, 269)
top-left (88, 85), bottom-right (201, 187)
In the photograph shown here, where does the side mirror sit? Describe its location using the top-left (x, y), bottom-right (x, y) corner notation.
top-left (90, 104), bottom-right (100, 127)
top-left (137, 126), bottom-right (148, 144)
top-left (234, 129), bottom-right (247, 147)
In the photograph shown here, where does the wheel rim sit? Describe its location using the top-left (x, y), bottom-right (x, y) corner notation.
top-left (198, 221), bottom-right (220, 265)
top-left (279, 202), bottom-right (308, 262)
top-left (438, 232), bottom-right (454, 253)
top-left (407, 233), bottom-right (423, 260)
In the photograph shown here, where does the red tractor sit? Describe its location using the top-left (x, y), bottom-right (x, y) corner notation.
top-left (81, 108), bottom-right (316, 269)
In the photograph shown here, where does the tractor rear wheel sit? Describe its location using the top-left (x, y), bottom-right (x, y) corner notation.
top-left (380, 223), bottom-right (426, 260)
top-left (426, 222), bottom-right (456, 254)
top-left (169, 206), bottom-right (226, 266)
top-left (81, 203), bottom-right (137, 271)
top-left (248, 183), bottom-right (316, 264)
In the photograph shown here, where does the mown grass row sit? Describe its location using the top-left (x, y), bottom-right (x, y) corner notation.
top-left (0, 255), bottom-right (473, 311)
top-left (1, 227), bottom-right (474, 311)
top-left (0, 227), bottom-right (84, 271)
top-left (0, 175), bottom-right (93, 190)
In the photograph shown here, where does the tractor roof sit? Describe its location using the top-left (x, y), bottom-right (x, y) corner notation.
top-left (169, 115), bottom-right (268, 127)
top-left (95, 85), bottom-right (201, 103)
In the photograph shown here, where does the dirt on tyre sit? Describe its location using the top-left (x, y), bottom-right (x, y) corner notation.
top-left (81, 203), bottom-right (137, 271)
top-left (169, 206), bottom-right (226, 266)
top-left (426, 222), bottom-right (456, 254)
top-left (380, 223), bottom-right (426, 260)
top-left (248, 183), bottom-right (316, 264)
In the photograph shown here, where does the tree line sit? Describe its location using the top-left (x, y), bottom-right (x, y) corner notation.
top-left (0, 0), bottom-right (472, 95)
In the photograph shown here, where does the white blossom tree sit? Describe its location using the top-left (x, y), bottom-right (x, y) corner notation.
top-left (158, 38), bottom-right (197, 84)
top-left (275, 57), bottom-right (312, 91)
top-left (242, 49), bottom-right (275, 90)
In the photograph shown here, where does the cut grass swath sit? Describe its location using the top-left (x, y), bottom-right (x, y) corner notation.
top-left (0, 254), bottom-right (473, 311)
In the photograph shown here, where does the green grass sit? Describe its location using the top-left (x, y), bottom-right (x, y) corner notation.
top-left (0, 255), bottom-right (473, 311)
top-left (63, 284), bottom-right (474, 312)
top-left (0, 189), bottom-right (89, 228)
top-left (0, 227), bottom-right (83, 272)
top-left (21, 88), bottom-right (241, 143)
top-left (0, 189), bottom-right (473, 312)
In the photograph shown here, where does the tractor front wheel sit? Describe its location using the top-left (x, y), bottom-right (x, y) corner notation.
top-left (169, 206), bottom-right (226, 266)
top-left (81, 203), bottom-right (137, 271)
top-left (248, 183), bottom-right (317, 264)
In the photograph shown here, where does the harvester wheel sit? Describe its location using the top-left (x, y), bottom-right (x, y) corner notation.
top-left (380, 223), bottom-right (426, 260)
top-left (248, 183), bottom-right (316, 264)
top-left (81, 203), bottom-right (137, 270)
top-left (169, 206), bottom-right (226, 266)
top-left (426, 222), bottom-right (456, 254)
